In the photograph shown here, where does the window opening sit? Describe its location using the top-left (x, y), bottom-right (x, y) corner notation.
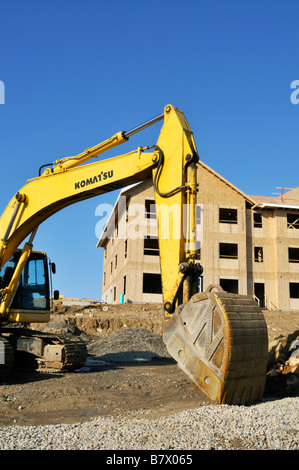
top-left (196, 205), bottom-right (202, 225)
top-left (290, 282), bottom-right (299, 298)
top-left (145, 200), bottom-right (156, 219)
top-left (253, 212), bottom-right (262, 228)
top-left (289, 247), bottom-right (299, 263)
top-left (254, 247), bottom-right (263, 263)
top-left (219, 243), bottom-right (238, 259)
top-left (287, 214), bottom-right (299, 229)
top-left (0, 252), bottom-right (50, 310)
top-left (144, 236), bottom-right (159, 256)
top-left (219, 208), bottom-right (237, 224)
top-left (142, 273), bottom-right (162, 294)
top-left (219, 279), bottom-right (238, 294)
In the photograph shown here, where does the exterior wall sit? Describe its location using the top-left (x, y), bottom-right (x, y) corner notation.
top-left (247, 209), bottom-right (277, 307)
top-left (100, 165), bottom-right (299, 310)
top-left (278, 210), bottom-right (299, 310)
top-left (245, 208), bottom-right (299, 310)
top-left (196, 164), bottom-right (248, 295)
top-left (101, 180), bottom-right (163, 304)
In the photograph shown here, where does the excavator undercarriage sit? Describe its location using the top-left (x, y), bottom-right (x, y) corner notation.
top-left (0, 327), bottom-right (87, 376)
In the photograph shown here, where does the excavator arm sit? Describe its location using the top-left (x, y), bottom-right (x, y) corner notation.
top-left (0, 105), bottom-right (269, 404)
top-left (0, 105), bottom-right (200, 319)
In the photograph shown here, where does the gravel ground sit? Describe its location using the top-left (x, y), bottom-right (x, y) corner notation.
top-left (0, 397), bottom-right (298, 450)
top-left (1, 324), bottom-right (298, 451)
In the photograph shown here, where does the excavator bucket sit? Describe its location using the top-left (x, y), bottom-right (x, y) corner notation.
top-left (163, 290), bottom-right (269, 405)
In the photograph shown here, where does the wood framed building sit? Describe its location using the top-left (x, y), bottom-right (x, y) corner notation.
top-left (97, 161), bottom-right (299, 310)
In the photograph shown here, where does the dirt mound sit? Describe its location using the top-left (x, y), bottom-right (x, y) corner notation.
top-left (49, 301), bottom-right (164, 339)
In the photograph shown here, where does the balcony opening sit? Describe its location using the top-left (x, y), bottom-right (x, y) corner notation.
top-left (254, 282), bottom-right (265, 308)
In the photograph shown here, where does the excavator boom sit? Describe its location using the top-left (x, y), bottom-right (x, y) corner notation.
top-left (0, 105), bottom-right (269, 404)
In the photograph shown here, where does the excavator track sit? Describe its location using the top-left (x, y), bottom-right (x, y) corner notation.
top-left (35, 334), bottom-right (88, 373)
top-left (0, 328), bottom-right (87, 374)
top-left (164, 290), bottom-right (269, 405)
top-left (0, 336), bottom-right (14, 380)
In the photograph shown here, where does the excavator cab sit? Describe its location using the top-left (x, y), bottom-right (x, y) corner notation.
top-left (0, 250), bottom-right (87, 375)
top-left (0, 250), bottom-right (51, 322)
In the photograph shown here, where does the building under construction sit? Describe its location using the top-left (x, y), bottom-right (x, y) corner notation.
top-left (97, 159), bottom-right (299, 311)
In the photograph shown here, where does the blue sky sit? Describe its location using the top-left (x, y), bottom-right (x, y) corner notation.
top-left (0, 0), bottom-right (298, 299)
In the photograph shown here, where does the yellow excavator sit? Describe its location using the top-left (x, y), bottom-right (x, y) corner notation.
top-left (0, 104), bottom-right (269, 405)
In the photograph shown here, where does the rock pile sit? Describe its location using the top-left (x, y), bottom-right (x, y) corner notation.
top-left (87, 327), bottom-right (172, 362)
top-left (266, 330), bottom-right (299, 396)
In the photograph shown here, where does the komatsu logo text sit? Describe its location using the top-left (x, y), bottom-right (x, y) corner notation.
top-left (75, 170), bottom-right (113, 190)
